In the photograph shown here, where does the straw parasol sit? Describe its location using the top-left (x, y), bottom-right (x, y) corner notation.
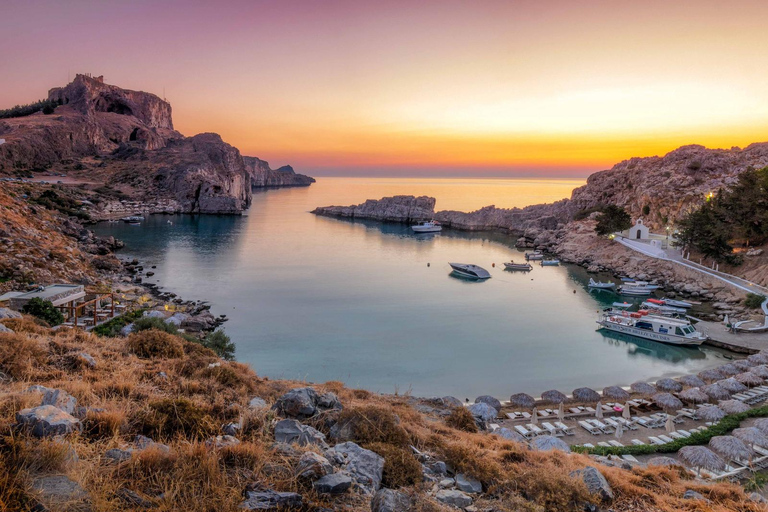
top-left (541, 390), bottom-right (568, 404)
top-left (733, 360), bottom-right (756, 371)
top-left (652, 392), bottom-right (683, 412)
top-left (753, 418), bottom-right (768, 436)
top-left (733, 427), bottom-right (768, 450)
top-left (630, 381), bottom-right (657, 395)
top-left (679, 388), bottom-right (709, 404)
top-left (701, 383), bottom-right (731, 401)
top-left (717, 399), bottom-right (750, 414)
top-left (572, 387), bottom-right (601, 403)
top-left (718, 377), bottom-right (748, 393)
top-left (718, 363), bottom-right (740, 376)
top-left (748, 353), bottom-right (768, 365)
top-left (734, 372), bottom-right (763, 387)
top-left (655, 378), bottom-right (683, 393)
top-left (603, 386), bottom-right (630, 401)
top-left (698, 368), bottom-right (725, 383)
top-left (697, 405), bottom-right (726, 423)
top-left (677, 374), bottom-right (706, 388)
top-left (679, 446), bottom-right (725, 477)
top-left (531, 435), bottom-right (571, 453)
top-left (750, 366), bottom-right (768, 379)
top-left (648, 456), bottom-right (682, 467)
top-left (709, 435), bottom-right (752, 462)
top-left (509, 393), bottom-right (536, 409)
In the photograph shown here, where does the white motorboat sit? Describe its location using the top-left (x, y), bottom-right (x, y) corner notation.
top-left (525, 251), bottom-right (544, 261)
top-left (612, 302), bottom-right (632, 309)
top-left (641, 301), bottom-right (686, 315)
top-left (504, 261), bottom-right (532, 271)
top-left (122, 215), bottom-right (144, 223)
top-left (411, 220), bottom-right (442, 233)
top-left (618, 285), bottom-right (652, 296)
top-left (597, 311), bottom-right (706, 346)
top-left (659, 297), bottom-right (692, 308)
top-left (630, 281), bottom-right (660, 290)
top-left (588, 278), bottom-right (616, 289)
top-left (540, 259), bottom-right (560, 266)
top-left (449, 263), bottom-right (491, 279)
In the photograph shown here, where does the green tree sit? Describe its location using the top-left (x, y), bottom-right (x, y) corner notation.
top-left (201, 329), bottom-right (236, 360)
top-left (595, 205), bottom-right (632, 236)
top-left (642, 204), bottom-right (650, 216)
top-left (21, 298), bottom-right (64, 326)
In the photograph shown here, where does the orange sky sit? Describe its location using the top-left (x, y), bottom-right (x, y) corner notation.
top-left (2, 0), bottom-right (768, 176)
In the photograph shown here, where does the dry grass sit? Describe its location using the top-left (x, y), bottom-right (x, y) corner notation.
top-left (367, 442), bottom-right (422, 488)
top-left (445, 406), bottom-right (478, 433)
top-left (0, 332), bottom-right (47, 380)
top-left (126, 329), bottom-right (184, 359)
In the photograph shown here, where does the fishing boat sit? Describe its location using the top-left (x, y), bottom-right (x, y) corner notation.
top-left (659, 297), bottom-right (692, 308)
top-left (504, 261), bottom-right (532, 271)
top-left (588, 278), bottom-right (616, 289)
top-left (617, 285), bottom-right (651, 296)
top-left (597, 311), bottom-right (707, 346)
top-left (540, 259), bottom-right (560, 266)
top-left (525, 251), bottom-right (544, 261)
top-left (449, 263), bottom-right (491, 280)
top-left (411, 220), bottom-right (442, 233)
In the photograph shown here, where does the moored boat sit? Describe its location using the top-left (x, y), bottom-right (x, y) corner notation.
top-left (540, 259), bottom-right (560, 266)
top-left (411, 220), bottom-right (442, 233)
top-left (504, 261), bottom-right (532, 271)
top-left (612, 302), bottom-right (632, 309)
top-left (588, 278), bottom-right (615, 289)
top-left (641, 301), bottom-right (686, 314)
top-left (449, 263), bottom-right (491, 279)
top-left (525, 251), bottom-right (544, 260)
top-left (597, 311), bottom-right (706, 346)
top-left (618, 285), bottom-right (652, 296)
top-left (660, 297), bottom-right (693, 308)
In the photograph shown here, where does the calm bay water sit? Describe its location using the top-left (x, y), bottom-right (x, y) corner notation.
top-left (93, 178), bottom-right (729, 399)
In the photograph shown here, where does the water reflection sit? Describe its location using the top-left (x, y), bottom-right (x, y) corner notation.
top-left (598, 329), bottom-right (706, 363)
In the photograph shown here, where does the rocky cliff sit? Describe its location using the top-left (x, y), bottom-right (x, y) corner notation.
top-left (312, 195), bottom-right (436, 223)
top-left (242, 156), bottom-right (315, 188)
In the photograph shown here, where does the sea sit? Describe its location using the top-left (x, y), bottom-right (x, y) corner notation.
top-left (92, 177), bottom-right (730, 400)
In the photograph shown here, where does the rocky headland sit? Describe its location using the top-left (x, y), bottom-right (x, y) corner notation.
top-left (243, 156), bottom-right (316, 188)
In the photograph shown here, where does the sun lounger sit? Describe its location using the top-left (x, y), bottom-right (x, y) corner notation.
top-left (677, 430), bottom-right (692, 438)
top-left (597, 442), bottom-right (611, 447)
top-left (648, 437), bottom-right (665, 445)
top-left (569, 407), bottom-right (582, 414)
top-left (579, 421), bottom-right (600, 435)
top-left (631, 439), bottom-right (645, 446)
top-left (526, 424), bottom-right (545, 436)
top-left (554, 421), bottom-right (574, 435)
top-left (514, 425), bottom-right (534, 439)
top-left (489, 423), bottom-right (500, 431)
top-left (636, 417), bottom-right (656, 428)
top-left (668, 432), bottom-right (684, 440)
top-left (608, 440), bottom-right (624, 447)
top-left (505, 413), bottom-right (518, 420)
top-left (585, 407), bottom-right (596, 413)
top-left (658, 435), bottom-right (675, 443)
top-left (583, 443), bottom-right (595, 448)
top-left (588, 419), bottom-right (614, 434)
top-left (538, 410), bottom-right (550, 417)
top-left (621, 454), bottom-right (639, 463)
top-left (541, 422), bottom-right (563, 437)
top-left (603, 418), bottom-right (620, 429)
top-left (616, 417), bottom-right (639, 430)
top-left (522, 412), bottom-right (531, 419)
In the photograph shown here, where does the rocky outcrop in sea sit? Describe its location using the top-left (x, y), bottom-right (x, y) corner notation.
top-left (312, 195), bottom-right (436, 223)
top-left (242, 156), bottom-right (315, 188)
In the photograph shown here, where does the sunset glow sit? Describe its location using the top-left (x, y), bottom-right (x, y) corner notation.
top-left (3, 0), bottom-right (767, 176)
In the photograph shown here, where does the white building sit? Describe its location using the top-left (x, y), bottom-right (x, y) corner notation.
top-left (626, 219), bottom-right (649, 240)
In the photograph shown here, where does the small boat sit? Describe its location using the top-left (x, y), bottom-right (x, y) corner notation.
top-left (597, 311), bottom-right (706, 346)
top-left (617, 285), bottom-right (652, 296)
top-left (540, 259), bottom-right (560, 266)
top-left (620, 277), bottom-right (636, 283)
top-left (122, 215), bottom-right (144, 223)
top-left (659, 297), bottom-right (692, 308)
top-left (641, 301), bottom-right (686, 314)
top-left (631, 281), bottom-right (660, 290)
top-left (588, 278), bottom-right (615, 289)
top-left (504, 261), bottom-right (532, 271)
top-left (612, 302), bottom-right (632, 309)
top-left (449, 263), bottom-right (491, 280)
top-left (412, 220), bottom-right (442, 233)
top-left (525, 251), bottom-right (544, 261)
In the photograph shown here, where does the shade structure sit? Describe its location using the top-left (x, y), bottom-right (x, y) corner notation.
top-left (655, 378), bottom-right (683, 393)
top-left (750, 366), bottom-right (768, 379)
top-left (753, 418), bottom-right (768, 435)
top-left (509, 393), bottom-right (536, 409)
top-left (648, 456), bottom-right (682, 467)
top-left (493, 427), bottom-right (527, 443)
top-left (717, 399), bottom-right (750, 414)
top-left (630, 381), bottom-right (657, 395)
top-left (748, 353), bottom-right (768, 365)
top-left (652, 392), bottom-right (683, 412)
top-left (679, 388), bottom-right (709, 404)
top-left (733, 427), bottom-right (768, 449)
top-left (572, 387), bottom-right (601, 402)
top-left (733, 360), bottom-right (756, 371)
top-left (679, 446), bottom-right (725, 475)
top-left (718, 363), bottom-right (740, 376)
top-left (698, 369), bottom-right (726, 383)
top-left (734, 372), bottom-right (763, 387)
top-left (701, 383), bottom-right (731, 401)
top-left (709, 435), bottom-right (752, 461)
top-left (677, 374), bottom-right (706, 388)
top-left (531, 435), bottom-right (571, 453)
top-left (541, 390), bottom-right (568, 404)
top-left (602, 386), bottom-right (630, 401)
top-left (718, 377), bottom-right (748, 393)
top-left (697, 405), bottom-right (726, 422)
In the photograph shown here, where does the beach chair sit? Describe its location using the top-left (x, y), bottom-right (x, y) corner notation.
top-left (648, 437), bottom-right (665, 445)
top-left (489, 423), bottom-right (500, 431)
top-left (658, 435), bottom-right (674, 443)
top-left (526, 424), bottom-right (545, 436)
top-left (617, 417), bottom-right (639, 430)
top-left (635, 417), bottom-right (655, 428)
top-left (588, 419), bottom-right (614, 434)
top-left (583, 443), bottom-right (595, 448)
top-left (603, 418), bottom-right (620, 429)
top-left (538, 410), bottom-right (550, 417)
top-left (585, 407), bottom-right (596, 413)
top-left (677, 430), bottom-right (692, 438)
top-left (554, 421), bottom-right (574, 436)
top-left (668, 432), bottom-right (685, 440)
top-left (514, 425), bottom-right (534, 439)
top-left (521, 412), bottom-right (531, 419)
top-left (541, 422), bottom-right (563, 437)
top-left (579, 421), bottom-right (600, 435)
top-left (597, 442), bottom-right (611, 447)
top-left (608, 440), bottom-right (624, 447)
top-left (631, 439), bottom-right (645, 446)
top-left (505, 413), bottom-right (518, 420)
top-left (569, 407), bottom-right (581, 415)
top-left (621, 454), bottom-right (640, 463)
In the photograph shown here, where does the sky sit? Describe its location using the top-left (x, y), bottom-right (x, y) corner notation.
top-left (2, 0), bottom-right (768, 177)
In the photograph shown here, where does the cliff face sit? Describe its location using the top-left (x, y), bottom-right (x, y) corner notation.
top-left (312, 195), bottom-right (436, 223)
top-left (242, 156), bottom-right (315, 188)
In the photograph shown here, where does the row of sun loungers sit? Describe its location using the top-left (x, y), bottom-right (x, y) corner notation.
top-left (732, 386), bottom-right (768, 405)
top-left (514, 422), bottom-right (575, 438)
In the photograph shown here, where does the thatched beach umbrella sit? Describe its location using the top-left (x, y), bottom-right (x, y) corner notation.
top-left (718, 363), bottom-right (740, 376)
top-left (735, 372), bottom-right (763, 387)
top-left (603, 386), bottom-right (630, 401)
top-left (679, 446), bottom-right (725, 477)
top-left (750, 366), bottom-right (768, 379)
top-left (630, 381), bottom-right (657, 395)
top-left (652, 392), bottom-right (683, 412)
top-left (677, 374), bottom-right (706, 388)
top-left (701, 383), bottom-right (731, 401)
top-left (754, 418), bottom-right (768, 436)
top-left (748, 353), bottom-right (768, 365)
top-left (572, 387), bottom-right (601, 403)
top-left (733, 360), bottom-right (756, 371)
top-left (718, 377), bottom-right (748, 394)
top-left (679, 388), bottom-right (709, 404)
top-left (531, 435), bottom-right (571, 453)
top-left (733, 427), bottom-right (768, 450)
top-left (648, 456), bottom-right (682, 467)
top-left (697, 405), bottom-right (726, 423)
top-left (709, 435), bottom-right (752, 462)
top-left (541, 390), bottom-right (568, 404)
top-left (655, 378), bottom-right (683, 393)
top-left (698, 369), bottom-right (726, 383)
top-left (509, 393), bottom-right (536, 409)
top-left (717, 400), bottom-right (750, 415)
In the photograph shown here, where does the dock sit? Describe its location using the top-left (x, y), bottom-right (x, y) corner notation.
top-left (698, 320), bottom-right (768, 354)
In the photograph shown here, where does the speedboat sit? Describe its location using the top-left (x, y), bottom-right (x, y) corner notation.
top-left (525, 251), bottom-right (544, 261)
top-left (631, 281), bottom-right (660, 290)
top-left (504, 261), bottom-right (532, 271)
top-left (659, 297), bottom-right (692, 308)
top-left (122, 215), bottom-right (144, 223)
top-left (588, 278), bottom-right (616, 289)
top-left (412, 220), bottom-right (442, 233)
top-left (597, 311), bottom-right (706, 346)
top-left (449, 263), bottom-right (491, 280)
top-left (540, 259), bottom-right (560, 266)
top-left (618, 285), bottom-right (652, 296)
top-left (612, 302), bottom-right (632, 309)
top-left (641, 301), bottom-right (686, 315)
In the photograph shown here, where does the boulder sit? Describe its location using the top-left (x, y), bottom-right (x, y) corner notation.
top-left (0, 324), bottom-right (13, 334)
top-left (241, 489), bottom-right (303, 510)
top-left (435, 489), bottom-right (472, 508)
top-left (571, 466), bottom-right (614, 502)
top-left (441, 396), bottom-right (463, 408)
top-left (296, 451), bottom-right (334, 480)
top-left (467, 402), bottom-right (497, 428)
top-left (143, 310), bottom-right (166, 319)
top-left (16, 405), bottom-right (81, 437)
top-left (313, 472), bottom-right (353, 495)
top-left (474, 395), bottom-right (501, 412)
top-left (0, 307), bottom-right (22, 319)
top-left (205, 435), bottom-right (240, 449)
top-left (326, 442), bottom-right (384, 492)
top-left (222, 422), bottom-right (241, 436)
top-left (683, 490), bottom-right (710, 502)
top-left (105, 448), bottom-right (132, 463)
top-left (165, 312), bottom-right (190, 326)
top-left (77, 352), bottom-right (97, 368)
top-left (42, 389), bottom-right (78, 415)
top-left (116, 488), bottom-right (156, 508)
top-left (134, 435), bottom-right (170, 453)
top-left (273, 387), bottom-right (332, 418)
top-left (248, 397), bottom-right (268, 409)
top-left (120, 323), bottom-right (135, 336)
top-left (371, 488), bottom-right (413, 512)
top-left (31, 475), bottom-right (89, 509)
top-left (26, 384), bottom-right (52, 394)
top-left (181, 311), bottom-right (216, 332)
top-left (274, 419), bottom-right (329, 449)
top-left (455, 473), bottom-right (482, 493)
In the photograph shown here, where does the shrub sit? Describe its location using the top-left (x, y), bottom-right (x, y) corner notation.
top-left (21, 298), bottom-right (64, 326)
top-left (334, 405), bottom-right (410, 447)
top-left (200, 329), bottom-right (235, 360)
top-left (92, 308), bottom-right (144, 337)
top-left (745, 293), bottom-right (767, 309)
top-left (642, 204), bottom-right (651, 216)
top-left (139, 398), bottom-right (215, 440)
top-left (133, 316), bottom-right (179, 334)
top-left (126, 329), bottom-right (184, 359)
top-left (445, 406), bottom-right (478, 433)
top-left (368, 442), bottom-right (422, 488)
